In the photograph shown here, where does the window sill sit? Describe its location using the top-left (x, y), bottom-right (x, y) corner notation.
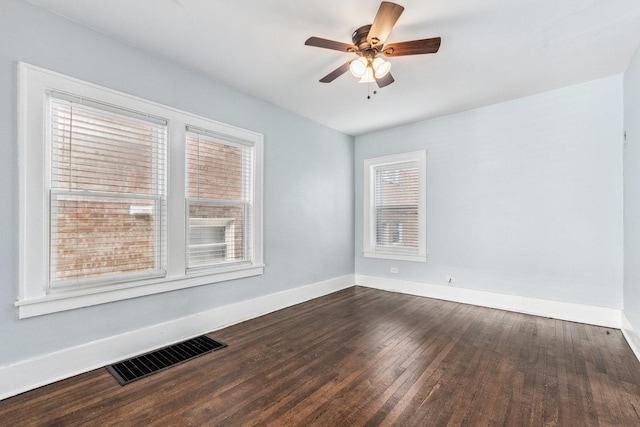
top-left (363, 251), bottom-right (428, 263)
top-left (15, 264), bottom-right (265, 319)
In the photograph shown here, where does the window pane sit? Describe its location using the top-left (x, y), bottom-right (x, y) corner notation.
top-left (186, 133), bottom-right (246, 201)
top-left (186, 202), bottom-right (249, 269)
top-left (374, 165), bottom-right (420, 251)
top-left (51, 195), bottom-right (162, 283)
top-left (375, 207), bottom-right (419, 248)
top-left (190, 225), bottom-right (226, 245)
top-left (51, 99), bottom-right (165, 195)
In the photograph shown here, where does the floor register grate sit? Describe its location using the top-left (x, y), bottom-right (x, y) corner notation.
top-left (106, 335), bottom-right (227, 385)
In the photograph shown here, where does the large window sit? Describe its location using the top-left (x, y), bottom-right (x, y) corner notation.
top-left (17, 63), bottom-right (263, 318)
top-left (363, 151), bottom-right (427, 262)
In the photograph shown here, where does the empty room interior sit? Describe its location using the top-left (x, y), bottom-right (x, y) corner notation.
top-left (3, 0), bottom-right (640, 425)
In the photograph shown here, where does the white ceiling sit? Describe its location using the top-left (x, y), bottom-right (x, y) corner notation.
top-left (26, 0), bottom-right (640, 136)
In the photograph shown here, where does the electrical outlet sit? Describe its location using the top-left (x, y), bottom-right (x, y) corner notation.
top-left (390, 267), bottom-right (399, 274)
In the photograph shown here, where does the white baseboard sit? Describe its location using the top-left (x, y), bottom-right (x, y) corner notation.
top-left (0, 274), bottom-right (354, 401)
top-left (356, 274), bottom-right (622, 328)
top-left (621, 312), bottom-right (640, 362)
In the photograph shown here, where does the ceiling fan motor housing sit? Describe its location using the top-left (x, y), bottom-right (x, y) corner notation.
top-left (352, 25), bottom-right (375, 51)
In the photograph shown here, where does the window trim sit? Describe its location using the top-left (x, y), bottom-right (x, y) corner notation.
top-left (17, 62), bottom-right (264, 318)
top-left (363, 151), bottom-right (427, 262)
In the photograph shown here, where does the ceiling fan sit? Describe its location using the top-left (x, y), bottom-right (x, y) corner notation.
top-left (304, 1), bottom-right (441, 88)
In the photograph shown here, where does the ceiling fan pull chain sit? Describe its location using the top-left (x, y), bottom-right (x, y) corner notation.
top-left (367, 83), bottom-right (378, 100)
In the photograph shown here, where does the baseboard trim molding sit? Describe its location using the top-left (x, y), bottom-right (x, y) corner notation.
top-left (621, 312), bottom-right (640, 363)
top-left (356, 274), bottom-right (621, 328)
top-left (0, 274), bottom-right (354, 401)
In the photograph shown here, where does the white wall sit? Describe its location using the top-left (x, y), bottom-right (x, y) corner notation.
top-left (623, 42), bottom-right (640, 354)
top-left (0, 0), bottom-right (354, 368)
top-left (355, 76), bottom-right (624, 308)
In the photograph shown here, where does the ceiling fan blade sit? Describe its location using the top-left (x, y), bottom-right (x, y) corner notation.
top-left (319, 62), bottom-right (351, 83)
top-left (367, 2), bottom-right (405, 47)
top-left (305, 37), bottom-right (357, 53)
top-left (375, 72), bottom-right (395, 88)
top-left (382, 37), bottom-right (441, 57)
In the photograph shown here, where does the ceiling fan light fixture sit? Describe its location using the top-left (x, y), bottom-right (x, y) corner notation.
top-left (372, 57), bottom-right (391, 78)
top-left (359, 66), bottom-right (376, 83)
top-left (349, 57), bottom-right (368, 78)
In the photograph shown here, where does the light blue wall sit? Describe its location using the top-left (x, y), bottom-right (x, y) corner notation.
top-left (355, 76), bottom-right (624, 308)
top-left (0, 0), bottom-right (354, 365)
top-left (624, 44), bottom-right (640, 329)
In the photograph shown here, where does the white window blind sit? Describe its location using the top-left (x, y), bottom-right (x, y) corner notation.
top-left (363, 151), bottom-right (426, 262)
top-left (374, 163), bottom-right (420, 252)
top-left (49, 95), bottom-right (167, 290)
top-left (185, 127), bottom-right (254, 272)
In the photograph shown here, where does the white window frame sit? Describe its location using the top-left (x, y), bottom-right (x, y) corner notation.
top-left (363, 151), bottom-right (427, 262)
top-left (17, 63), bottom-right (264, 318)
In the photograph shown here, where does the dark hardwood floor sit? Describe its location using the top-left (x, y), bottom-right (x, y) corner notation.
top-left (2, 286), bottom-right (640, 426)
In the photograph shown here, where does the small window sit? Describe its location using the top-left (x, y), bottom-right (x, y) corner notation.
top-left (363, 151), bottom-right (427, 262)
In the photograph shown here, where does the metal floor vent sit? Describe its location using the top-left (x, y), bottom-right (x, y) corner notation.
top-left (107, 335), bottom-right (227, 385)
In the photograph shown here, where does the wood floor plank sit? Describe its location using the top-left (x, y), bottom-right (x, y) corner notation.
top-left (539, 319), bottom-right (562, 426)
top-left (447, 309), bottom-right (516, 426)
top-left (2, 286), bottom-right (640, 426)
top-left (375, 304), bottom-right (485, 426)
